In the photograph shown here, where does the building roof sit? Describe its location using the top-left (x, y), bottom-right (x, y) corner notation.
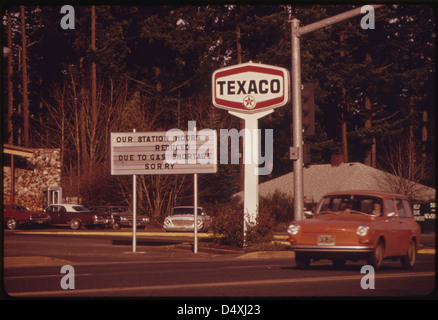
top-left (239, 162), bottom-right (436, 202)
top-left (3, 144), bottom-right (35, 158)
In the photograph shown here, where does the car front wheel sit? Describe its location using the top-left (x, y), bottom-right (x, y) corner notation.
top-left (295, 253), bottom-right (310, 270)
top-left (367, 240), bottom-right (384, 270)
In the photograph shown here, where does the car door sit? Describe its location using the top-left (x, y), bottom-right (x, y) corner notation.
top-left (12, 205), bottom-right (28, 224)
top-left (46, 205), bottom-right (60, 224)
top-left (58, 205), bottom-right (68, 224)
top-left (383, 198), bottom-right (402, 256)
top-left (393, 198), bottom-right (413, 254)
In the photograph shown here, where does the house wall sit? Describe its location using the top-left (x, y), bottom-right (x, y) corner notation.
top-left (3, 148), bottom-right (61, 210)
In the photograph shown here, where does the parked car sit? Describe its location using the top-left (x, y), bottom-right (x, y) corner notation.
top-left (44, 204), bottom-right (112, 230)
top-left (163, 206), bottom-right (212, 232)
top-left (3, 204), bottom-right (51, 230)
top-left (287, 190), bottom-right (421, 270)
top-left (90, 206), bottom-right (150, 229)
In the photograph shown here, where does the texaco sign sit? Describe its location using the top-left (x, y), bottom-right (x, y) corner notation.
top-left (212, 62), bottom-right (290, 113)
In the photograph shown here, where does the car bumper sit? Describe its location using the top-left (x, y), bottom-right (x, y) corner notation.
top-left (290, 245), bottom-right (374, 259)
top-left (119, 220), bottom-right (150, 227)
top-left (93, 218), bottom-right (112, 225)
top-left (291, 245), bottom-right (373, 252)
top-left (163, 225), bottom-right (208, 232)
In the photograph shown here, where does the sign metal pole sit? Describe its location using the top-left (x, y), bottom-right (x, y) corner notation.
top-left (193, 123), bottom-right (198, 254)
top-left (132, 129), bottom-right (137, 253)
top-left (194, 173), bottom-right (198, 254)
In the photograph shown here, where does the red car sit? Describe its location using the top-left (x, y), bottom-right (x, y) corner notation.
top-left (3, 204), bottom-right (51, 230)
top-left (287, 191), bottom-right (421, 270)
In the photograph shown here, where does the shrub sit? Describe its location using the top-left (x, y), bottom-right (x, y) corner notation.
top-left (245, 204), bottom-right (275, 246)
top-left (260, 191), bottom-right (294, 222)
top-left (210, 198), bottom-right (244, 247)
top-left (210, 198), bottom-right (275, 248)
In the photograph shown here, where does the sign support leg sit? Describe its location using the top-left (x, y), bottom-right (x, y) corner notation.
top-left (132, 173), bottom-right (137, 253)
top-left (229, 110), bottom-right (273, 245)
top-left (194, 173), bottom-right (198, 254)
top-left (132, 128), bottom-right (137, 253)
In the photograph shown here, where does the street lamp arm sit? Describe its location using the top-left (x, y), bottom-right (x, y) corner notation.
top-left (297, 4), bottom-right (385, 36)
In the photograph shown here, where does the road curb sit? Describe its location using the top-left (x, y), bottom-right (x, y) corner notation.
top-left (13, 230), bottom-right (212, 238)
top-left (237, 251), bottom-right (294, 260)
top-left (4, 256), bottom-right (73, 268)
top-left (418, 248), bottom-right (435, 254)
top-left (174, 244), bottom-right (243, 255)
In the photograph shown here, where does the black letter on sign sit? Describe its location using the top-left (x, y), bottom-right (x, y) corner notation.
top-left (248, 80), bottom-right (258, 94)
top-left (259, 80), bottom-right (269, 94)
top-left (271, 79), bottom-right (281, 93)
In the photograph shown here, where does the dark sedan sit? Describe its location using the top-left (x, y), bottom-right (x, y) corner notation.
top-left (45, 204), bottom-right (112, 230)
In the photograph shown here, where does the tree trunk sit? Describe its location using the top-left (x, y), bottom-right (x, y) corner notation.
top-left (364, 95), bottom-right (372, 166)
top-left (340, 33), bottom-right (348, 163)
top-left (90, 5), bottom-right (97, 174)
top-left (21, 6), bottom-right (29, 147)
top-left (7, 12), bottom-right (14, 144)
top-left (237, 25), bottom-right (244, 191)
top-left (363, 53), bottom-right (375, 167)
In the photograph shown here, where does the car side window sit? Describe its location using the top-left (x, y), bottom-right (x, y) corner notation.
top-left (385, 199), bottom-right (396, 217)
top-left (51, 206), bottom-right (62, 212)
top-left (402, 200), bottom-right (413, 218)
top-left (396, 199), bottom-right (406, 217)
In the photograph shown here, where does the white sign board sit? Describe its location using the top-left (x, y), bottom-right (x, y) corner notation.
top-left (212, 62), bottom-right (290, 114)
top-left (111, 130), bottom-right (217, 175)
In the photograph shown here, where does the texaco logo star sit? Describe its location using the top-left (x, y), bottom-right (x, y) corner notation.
top-left (243, 95), bottom-right (256, 109)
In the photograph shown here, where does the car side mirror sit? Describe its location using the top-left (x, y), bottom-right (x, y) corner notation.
top-left (304, 211), bottom-right (313, 219)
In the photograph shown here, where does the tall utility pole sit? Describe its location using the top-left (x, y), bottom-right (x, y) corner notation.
top-left (290, 19), bottom-right (304, 221)
top-left (290, 5), bottom-right (384, 221)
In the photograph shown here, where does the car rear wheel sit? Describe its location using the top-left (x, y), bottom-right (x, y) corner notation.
top-left (295, 253), bottom-right (310, 270)
top-left (400, 239), bottom-right (416, 270)
top-left (332, 258), bottom-right (346, 268)
top-left (69, 219), bottom-right (81, 230)
top-left (6, 218), bottom-right (17, 230)
top-left (367, 240), bottom-right (384, 270)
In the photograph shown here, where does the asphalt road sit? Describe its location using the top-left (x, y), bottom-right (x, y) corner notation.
top-left (2, 229), bottom-right (436, 301)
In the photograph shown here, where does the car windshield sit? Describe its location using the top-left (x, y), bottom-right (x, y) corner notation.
top-left (171, 207), bottom-right (203, 215)
top-left (317, 195), bottom-right (384, 216)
